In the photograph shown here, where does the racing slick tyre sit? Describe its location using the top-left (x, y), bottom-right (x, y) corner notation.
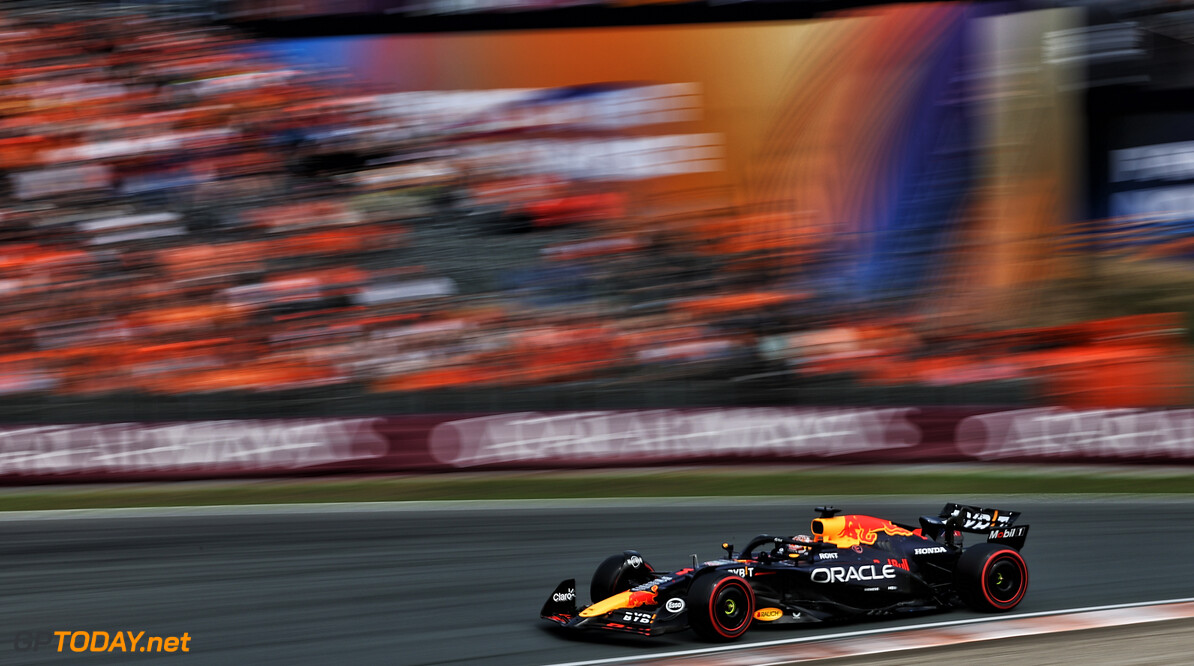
top-left (955, 543), bottom-right (1028, 612)
top-left (688, 573), bottom-right (755, 642)
top-left (590, 551), bottom-right (654, 603)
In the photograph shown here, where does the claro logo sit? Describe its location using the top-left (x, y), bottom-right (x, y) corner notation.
top-left (753, 608), bottom-right (783, 622)
top-left (553, 589), bottom-right (575, 602)
top-left (811, 565), bottom-right (897, 584)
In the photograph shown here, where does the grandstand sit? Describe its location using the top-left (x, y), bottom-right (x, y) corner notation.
top-left (0, 1), bottom-right (1191, 422)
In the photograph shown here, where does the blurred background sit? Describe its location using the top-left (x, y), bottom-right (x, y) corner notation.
top-left (2, 0), bottom-right (1194, 424)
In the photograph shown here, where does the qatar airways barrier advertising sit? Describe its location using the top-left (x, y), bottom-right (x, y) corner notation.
top-left (2, 407), bottom-right (1194, 480)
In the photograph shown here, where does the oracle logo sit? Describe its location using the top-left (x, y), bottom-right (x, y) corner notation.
top-left (810, 565), bottom-right (896, 584)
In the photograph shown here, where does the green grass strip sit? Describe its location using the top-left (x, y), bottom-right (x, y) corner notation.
top-left (0, 466), bottom-right (1192, 511)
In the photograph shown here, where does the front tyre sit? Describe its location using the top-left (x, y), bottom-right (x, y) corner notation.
top-left (688, 573), bottom-right (755, 642)
top-left (590, 551), bottom-right (654, 603)
top-left (955, 543), bottom-right (1028, 612)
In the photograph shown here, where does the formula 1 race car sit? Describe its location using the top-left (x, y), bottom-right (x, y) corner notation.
top-left (540, 504), bottom-right (1029, 642)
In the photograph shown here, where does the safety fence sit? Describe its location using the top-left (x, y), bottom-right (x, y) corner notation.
top-left (0, 377), bottom-right (1037, 424)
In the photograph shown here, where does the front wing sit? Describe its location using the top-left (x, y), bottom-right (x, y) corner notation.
top-left (540, 579), bottom-right (689, 637)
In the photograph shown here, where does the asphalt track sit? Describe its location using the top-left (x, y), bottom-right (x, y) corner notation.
top-left (1, 497), bottom-right (1193, 665)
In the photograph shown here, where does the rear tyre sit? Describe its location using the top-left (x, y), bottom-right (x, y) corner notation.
top-left (688, 573), bottom-right (755, 642)
top-left (590, 551), bottom-right (654, 603)
top-left (955, 543), bottom-right (1028, 612)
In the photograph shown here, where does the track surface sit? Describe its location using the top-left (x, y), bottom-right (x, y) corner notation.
top-left (1, 498), bottom-right (1192, 664)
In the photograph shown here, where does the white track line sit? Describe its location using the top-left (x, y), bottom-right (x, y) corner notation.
top-left (543, 598), bottom-right (1194, 666)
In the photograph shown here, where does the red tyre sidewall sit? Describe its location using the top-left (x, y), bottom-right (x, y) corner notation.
top-left (981, 549), bottom-right (1028, 610)
top-left (705, 576), bottom-right (754, 639)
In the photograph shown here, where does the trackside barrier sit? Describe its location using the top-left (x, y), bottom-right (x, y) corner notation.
top-left (2, 407), bottom-right (1194, 481)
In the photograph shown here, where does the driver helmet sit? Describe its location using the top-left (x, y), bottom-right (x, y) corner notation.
top-left (786, 534), bottom-right (813, 557)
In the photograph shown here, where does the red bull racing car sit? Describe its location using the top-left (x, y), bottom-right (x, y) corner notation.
top-left (540, 504), bottom-right (1029, 642)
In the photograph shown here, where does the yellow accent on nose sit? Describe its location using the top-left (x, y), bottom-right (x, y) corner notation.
top-left (580, 591), bottom-right (634, 618)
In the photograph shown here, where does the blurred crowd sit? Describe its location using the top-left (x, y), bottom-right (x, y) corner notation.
top-left (0, 7), bottom-right (803, 398)
top-left (0, 6), bottom-right (1188, 408)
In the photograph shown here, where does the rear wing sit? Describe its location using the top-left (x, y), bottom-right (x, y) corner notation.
top-left (921, 503), bottom-right (1029, 550)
